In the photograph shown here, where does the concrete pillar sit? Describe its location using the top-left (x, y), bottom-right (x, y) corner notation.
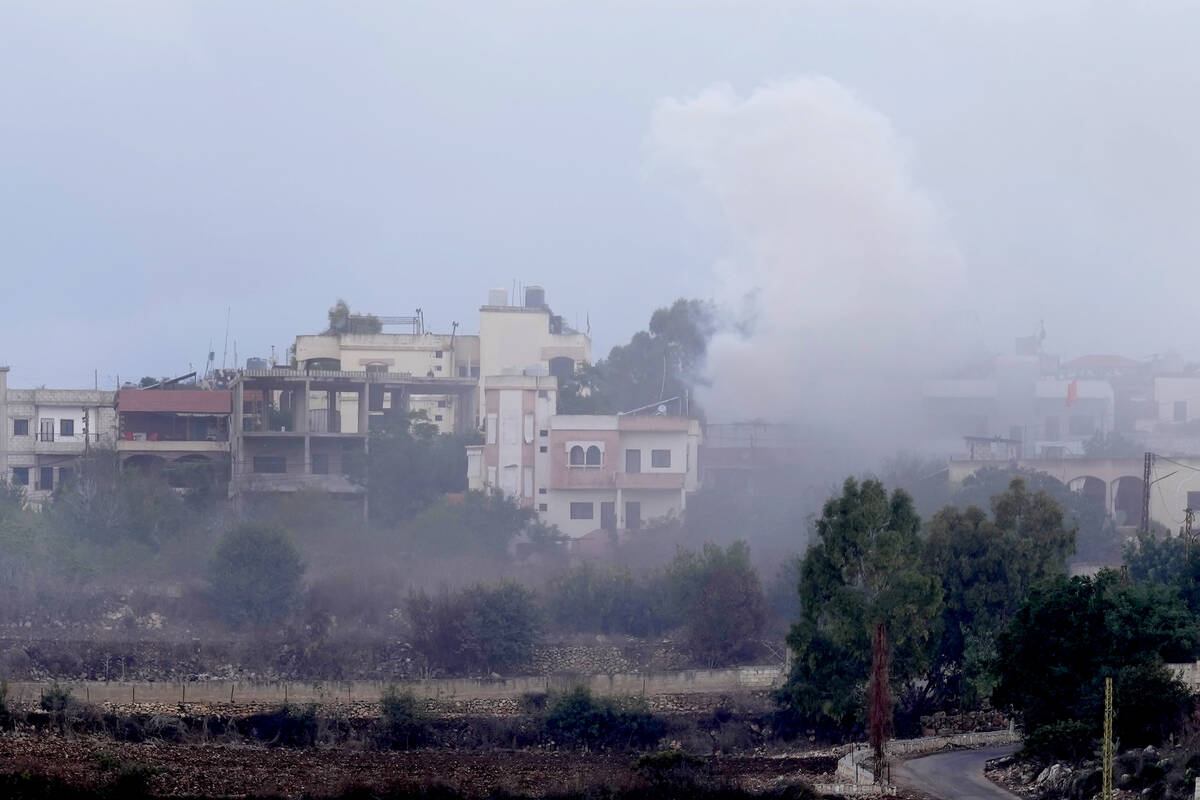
top-left (358, 382), bottom-right (370, 434)
top-left (231, 380), bottom-right (244, 487)
top-left (296, 381), bottom-right (310, 434)
top-left (326, 390), bottom-right (337, 433)
top-left (616, 487), bottom-right (624, 528)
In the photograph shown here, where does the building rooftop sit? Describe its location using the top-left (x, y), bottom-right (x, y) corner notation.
top-left (117, 389), bottom-right (232, 414)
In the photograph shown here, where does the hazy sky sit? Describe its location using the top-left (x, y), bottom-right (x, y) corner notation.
top-left (3, 2), bottom-right (1200, 389)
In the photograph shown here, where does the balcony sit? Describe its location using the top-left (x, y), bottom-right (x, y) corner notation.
top-left (614, 471), bottom-right (685, 490)
top-left (118, 439), bottom-right (229, 454)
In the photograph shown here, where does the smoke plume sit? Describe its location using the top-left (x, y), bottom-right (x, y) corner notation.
top-left (650, 77), bottom-right (973, 459)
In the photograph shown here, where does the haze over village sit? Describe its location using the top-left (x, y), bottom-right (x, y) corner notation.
top-left (5, 4), bottom-right (1200, 800)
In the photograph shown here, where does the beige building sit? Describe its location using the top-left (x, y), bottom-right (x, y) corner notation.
top-left (0, 366), bottom-right (117, 506)
top-left (293, 286), bottom-right (590, 436)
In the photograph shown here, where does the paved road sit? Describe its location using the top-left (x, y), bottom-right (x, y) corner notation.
top-left (892, 745), bottom-right (1022, 800)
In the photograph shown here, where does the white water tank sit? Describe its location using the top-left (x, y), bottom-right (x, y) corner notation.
top-left (488, 287), bottom-right (508, 307)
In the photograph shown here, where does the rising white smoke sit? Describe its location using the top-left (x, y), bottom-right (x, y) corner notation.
top-left (650, 77), bottom-right (973, 458)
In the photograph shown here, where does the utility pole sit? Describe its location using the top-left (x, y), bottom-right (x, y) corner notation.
top-left (1186, 506), bottom-right (1195, 542)
top-left (1141, 452), bottom-right (1154, 535)
top-left (1102, 676), bottom-right (1114, 800)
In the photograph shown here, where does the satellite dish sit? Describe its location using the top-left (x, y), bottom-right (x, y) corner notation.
top-left (656, 404), bottom-right (667, 415)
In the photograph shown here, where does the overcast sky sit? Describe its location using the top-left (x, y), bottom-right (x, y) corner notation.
top-left (3, 1), bottom-right (1200, 389)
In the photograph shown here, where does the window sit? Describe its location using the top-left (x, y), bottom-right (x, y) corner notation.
top-left (539, 445), bottom-right (548, 453)
top-left (458, 367), bottom-right (468, 377)
top-left (11, 467), bottom-right (28, 486)
top-left (585, 446), bottom-right (601, 466)
top-left (434, 350), bottom-right (443, 358)
top-left (438, 400), bottom-right (448, 408)
top-left (38, 467), bottom-right (53, 491)
top-left (625, 501), bottom-right (641, 530)
top-left (434, 365), bottom-right (442, 372)
top-left (12, 419), bottom-right (28, 436)
top-left (1189, 491), bottom-right (1200, 511)
top-left (312, 454), bottom-right (330, 475)
top-left (625, 449), bottom-right (641, 473)
top-left (435, 415), bottom-right (443, 421)
top-left (60, 419), bottom-right (74, 437)
top-left (570, 502), bottom-right (594, 520)
top-left (38, 419), bottom-right (54, 442)
top-left (537, 390), bottom-right (548, 399)
top-left (470, 366), bottom-right (480, 377)
top-left (365, 363), bottom-right (388, 374)
top-left (253, 456), bottom-right (287, 474)
top-left (539, 429), bottom-right (548, 437)
top-left (569, 445), bottom-right (585, 466)
top-left (58, 468), bottom-right (72, 486)
top-left (1176, 401), bottom-right (1189, 423)
top-left (538, 503), bottom-right (548, 512)
top-left (1068, 414), bottom-right (1094, 437)
top-left (538, 487), bottom-right (547, 495)
top-left (651, 449), bottom-right (672, 468)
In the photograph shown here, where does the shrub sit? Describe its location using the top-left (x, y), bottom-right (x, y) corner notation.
top-left (378, 686), bottom-right (428, 749)
top-left (544, 687), bottom-right (667, 749)
top-left (407, 581), bottom-right (541, 675)
top-left (208, 523), bottom-right (306, 628)
top-left (1022, 719), bottom-right (1094, 762)
top-left (0, 680), bottom-right (11, 731)
top-left (242, 704), bottom-right (319, 747)
top-left (545, 562), bottom-right (673, 637)
top-left (39, 683), bottom-right (72, 713)
top-left (634, 750), bottom-right (708, 788)
top-left (664, 541), bottom-right (768, 665)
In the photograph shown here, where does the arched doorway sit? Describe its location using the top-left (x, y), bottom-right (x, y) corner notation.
top-left (1068, 475), bottom-right (1107, 511)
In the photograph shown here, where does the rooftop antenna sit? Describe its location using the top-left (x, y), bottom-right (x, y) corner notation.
top-left (221, 306), bottom-right (231, 369)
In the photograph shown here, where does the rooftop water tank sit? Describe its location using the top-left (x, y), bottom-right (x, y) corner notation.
top-left (525, 285), bottom-right (545, 308)
top-left (246, 357), bottom-right (269, 371)
top-left (488, 287), bottom-right (508, 307)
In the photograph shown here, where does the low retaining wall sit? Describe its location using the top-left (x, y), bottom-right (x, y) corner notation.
top-left (5, 664), bottom-right (785, 708)
top-left (817, 728), bottom-right (1019, 797)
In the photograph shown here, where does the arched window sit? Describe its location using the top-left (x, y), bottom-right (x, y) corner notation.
top-left (585, 445), bottom-right (602, 466)
top-left (569, 445), bottom-right (585, 466)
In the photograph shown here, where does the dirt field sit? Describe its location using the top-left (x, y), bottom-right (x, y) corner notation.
top-left (0, 734), bottom-right (839, 798)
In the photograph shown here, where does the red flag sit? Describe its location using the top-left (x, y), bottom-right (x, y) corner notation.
top-left (1066, 380), bottom-right (1078, 407)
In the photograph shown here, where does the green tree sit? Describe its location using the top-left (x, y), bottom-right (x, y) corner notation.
top-left (924, 478), bottom-right (1076, 708)
top-left (49, 450), bottom-right (186, 545)
top-left (780, 478), bottom-right (942, 736)
top-left (361, 412), bottom-right (479, 526)
top-left (400, 490), bottom-right (563, 559)
top-left (559, 298), bottom-right (716, 415)
top-left (952, 467), bottom-right (1114, 564)
top-left (663, 541), bottom-right (767, 665)
top-left (993, 571), bottom-right (1198, 749)
top-left (325, 299), bottom-right (381, 335)
top-left (208, 522), bottom-right (306, 628)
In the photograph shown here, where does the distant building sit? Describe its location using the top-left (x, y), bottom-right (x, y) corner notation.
top-left (466, 374), bottom-right (701, 539)
top-left (0, 366), bottom-right (116, 505)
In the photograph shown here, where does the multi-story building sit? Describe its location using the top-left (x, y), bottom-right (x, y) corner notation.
top-left (115, 389), bottom-right (232, 484)
top-left (292, 286), bottom-right (591, 436)
top-left (0, 366), bottom-right (117, 505)
top-left (466, 374), bottom-right (701, 539)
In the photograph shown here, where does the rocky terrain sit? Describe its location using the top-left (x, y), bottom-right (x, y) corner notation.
top-left (987, 743), bottom-right (1200, 800)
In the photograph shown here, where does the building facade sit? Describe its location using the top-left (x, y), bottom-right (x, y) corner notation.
top-left (0, 367), bottom-right (117, 505)
top-left (466, 374), bottom-right (702, 539)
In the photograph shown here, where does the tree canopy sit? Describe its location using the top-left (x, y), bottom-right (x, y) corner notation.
top-left (559, 298), bottom-right (716, 415)
top-left (780, 478), bottom-right (941, 735)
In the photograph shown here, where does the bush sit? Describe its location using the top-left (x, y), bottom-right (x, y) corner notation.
top-left (545, 562), bottom-right (673, 637)
top-left (242, 704), bottom-right (319, 747)
top-left (634, 750), bottom-right (708, 788)
top-left (39, 683), bottom-right (71, 713)
top-left (1022, 719), bottom-right (1094, 762)
top-left (407, 581), bottom-right (541, 675)
top-left (544, 686), bottom-right (667, 749)
top-left (378, 686), bottom-right (428, 749)
top-left (0, 680), bottom-right (11, 731)
top-left (664, 541), bottom-right (768, 665)
top-left (208, 523), bottom-right (306, 628)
